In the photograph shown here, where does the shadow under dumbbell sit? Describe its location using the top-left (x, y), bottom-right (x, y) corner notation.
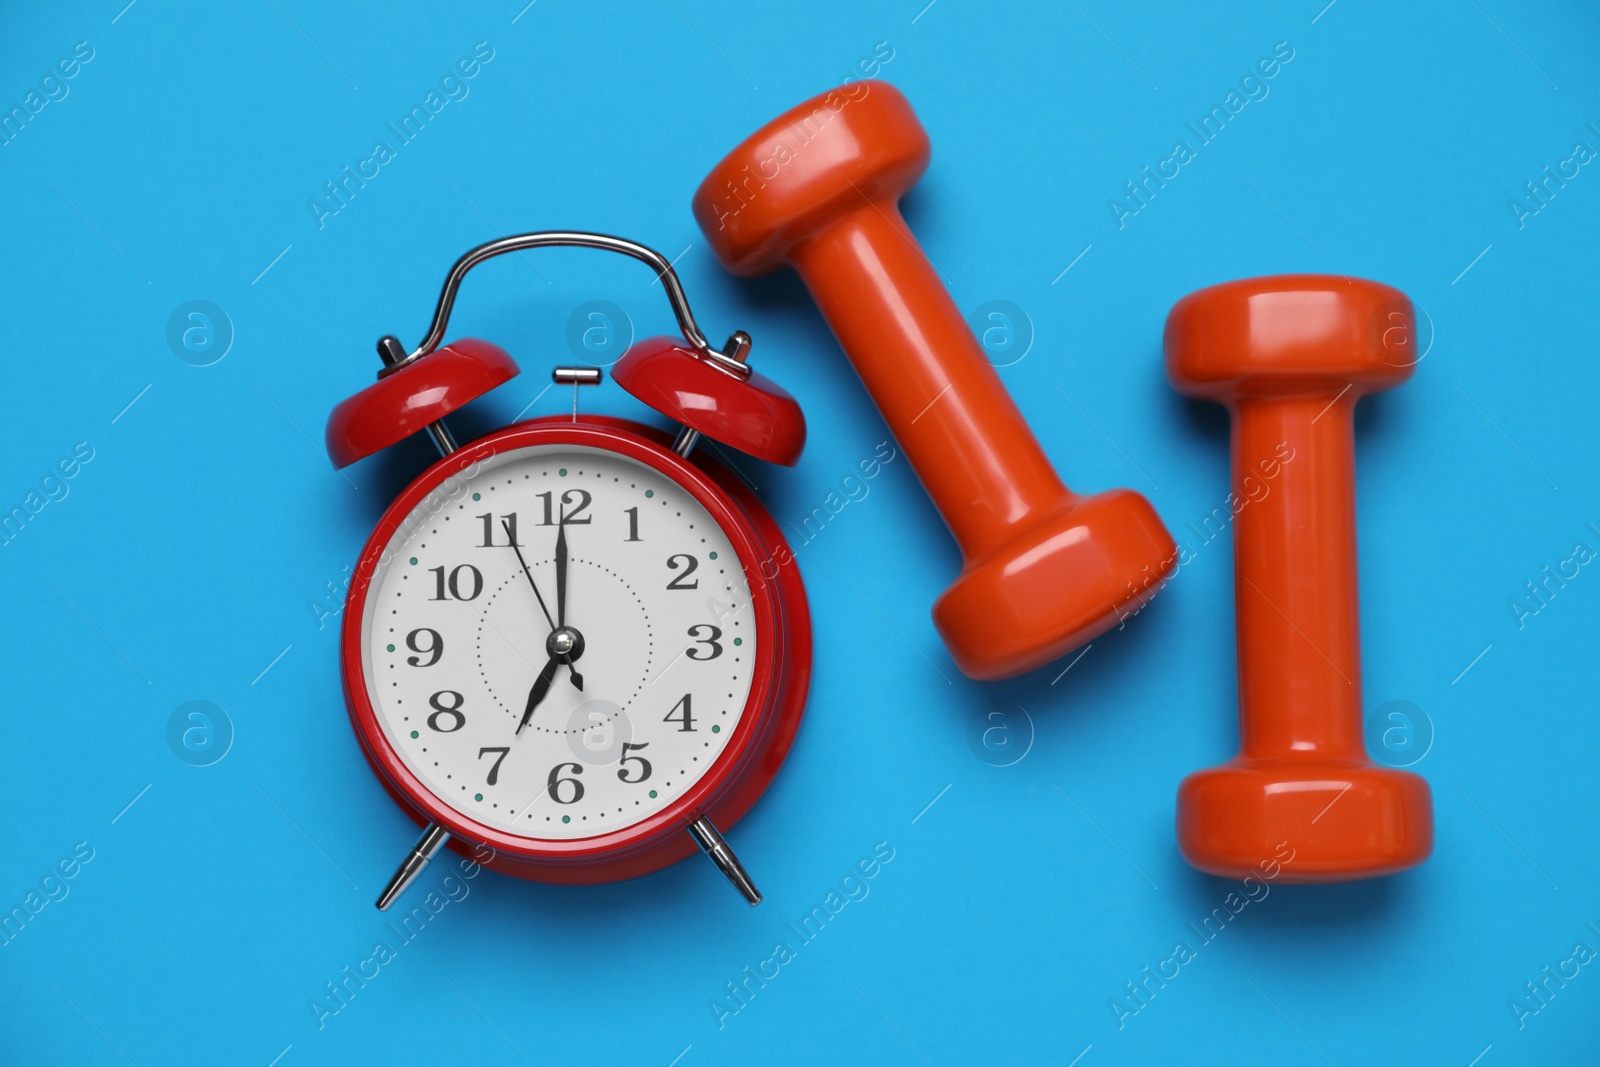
top-left (1352, 387), bottom-right (1402, 445)
top-left (1166, 378), bottom-right (1404, 452)
top-left (1170, 389), bottom-right (1231, 445)
top-left (1172, 858), bottom-right (1424, 937)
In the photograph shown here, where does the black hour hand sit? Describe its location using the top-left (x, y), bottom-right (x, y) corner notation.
top-left (517, 656), bottom-right (559, 735)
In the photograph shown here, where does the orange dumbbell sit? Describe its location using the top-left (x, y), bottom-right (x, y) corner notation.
top-left (692, 84), bottom-right (1175, 680)
top-left (1165, 274), bottom-right (1434, 882)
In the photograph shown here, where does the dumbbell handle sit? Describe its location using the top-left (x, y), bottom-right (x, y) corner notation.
top-left (1233, 393), bottom-right (1364, 761)
top-left (789, 203), bottom-right (1067, 559)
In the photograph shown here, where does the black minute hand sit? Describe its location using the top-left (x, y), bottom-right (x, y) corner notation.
top-left (505, 520), bottom-right (556, 631)
top-left (504, 518), bottom-right (582, 693)
top-left (555, 512), bottom-right (568, 628)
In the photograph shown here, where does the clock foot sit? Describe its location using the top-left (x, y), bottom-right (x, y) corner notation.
top-left (375, 822), bottom-right (452, 911)
top-left (688, 816), bottom-right (761, 906)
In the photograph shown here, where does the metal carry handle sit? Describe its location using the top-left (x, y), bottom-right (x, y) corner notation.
top-left (379, 231), bottom-right (751, 379)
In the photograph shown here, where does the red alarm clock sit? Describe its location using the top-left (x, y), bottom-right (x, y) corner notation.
top-left (324, 233), bottom-right (810, 910)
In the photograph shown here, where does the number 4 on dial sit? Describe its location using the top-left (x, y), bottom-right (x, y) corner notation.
top-left (664, 694), bottom-right (694, 732)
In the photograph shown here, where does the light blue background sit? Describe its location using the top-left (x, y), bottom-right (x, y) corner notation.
top-left (2, 1), bottom-right (1597, 1064)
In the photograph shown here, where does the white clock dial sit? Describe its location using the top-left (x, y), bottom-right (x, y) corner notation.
top-left (360, 444), bottom-right (756, 839)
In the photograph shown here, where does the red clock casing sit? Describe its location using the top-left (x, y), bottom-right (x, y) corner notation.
top-left (340, 415), bottom-right (811, 885)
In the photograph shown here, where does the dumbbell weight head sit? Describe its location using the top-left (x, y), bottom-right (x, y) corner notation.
top-left (694, 83), bottom-right (1177, 680)
top-left (1166, 274), bottom-right (1418, 402)
top-left (692, 83), bottom-right (930, 276)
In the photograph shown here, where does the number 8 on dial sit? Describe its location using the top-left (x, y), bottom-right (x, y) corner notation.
top-left (325, 233), bottom-right (811, 912)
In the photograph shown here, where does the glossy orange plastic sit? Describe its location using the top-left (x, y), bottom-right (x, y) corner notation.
top-left (692, 83), bottom-right (1176, 680)
top-left (1165, 274), bottom-right (1434, 882)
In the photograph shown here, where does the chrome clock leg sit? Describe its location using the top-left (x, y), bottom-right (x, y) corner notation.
top-left (424, 420), bottom-right (459, 456)
top-left (688, 816), bottom-right (761, 906)
top-left (377, 334), bottom-right (461, 459)
top-left (376, 822), bottom-right (452, 911)
top-left (670, 332), bottom-right (749, 458)
top-left (671, 426), bottom-right (701, 456)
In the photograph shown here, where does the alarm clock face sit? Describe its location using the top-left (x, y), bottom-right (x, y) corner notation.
top-left (358, 444), bottom-right (757, 840)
